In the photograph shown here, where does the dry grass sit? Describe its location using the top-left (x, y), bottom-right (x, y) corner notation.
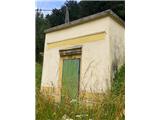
top-left (36, 63), bottom-right (125, 120)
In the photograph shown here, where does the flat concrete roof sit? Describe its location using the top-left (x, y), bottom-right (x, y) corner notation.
top-left (44, 9), bottom-right (124, 33)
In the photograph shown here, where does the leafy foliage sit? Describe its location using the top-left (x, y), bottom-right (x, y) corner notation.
top-left (79, 1), bottom-right (125, 20)
top-left (36, 63), bottom-right (42, 90)
top-left (46, 8), bottom-right (65, 27)
top-left (112, 65), bottom-right (125, 96)
top-left (36, 10), bottom-right (49, 63)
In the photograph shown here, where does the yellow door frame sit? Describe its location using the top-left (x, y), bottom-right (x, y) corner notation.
top-left (57, 48), bottom-right (82, 102)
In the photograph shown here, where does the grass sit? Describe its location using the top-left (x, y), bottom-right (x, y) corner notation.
top-left (36, 63), bottom-right (42, 90)
top-left (36, 63), bottom-right (125, 120)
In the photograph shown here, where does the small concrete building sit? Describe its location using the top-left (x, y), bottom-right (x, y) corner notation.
top-left (41, 10), bottom-right (125, 103)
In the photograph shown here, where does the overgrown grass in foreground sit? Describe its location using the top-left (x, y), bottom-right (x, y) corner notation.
top-left (36, 63), bottom-right (125, 120)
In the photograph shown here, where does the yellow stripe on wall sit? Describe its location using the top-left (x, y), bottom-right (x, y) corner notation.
top-left (47, 32), bottom-right (106, 49)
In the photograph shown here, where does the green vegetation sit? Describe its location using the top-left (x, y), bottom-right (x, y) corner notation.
top-left (36, 63), bottom-right (125, 120)
top-left (36, 63), bottom-right (42, 90)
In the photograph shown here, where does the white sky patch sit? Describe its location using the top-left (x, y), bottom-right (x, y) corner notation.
top-left (36, 0), bottom-right (64, 1)
top-left (35, 0), bottom-right (67, 15)
top-left (36, 0), bottom-right (79, 2)
top-left (36, 0), bottom-right (80, 2)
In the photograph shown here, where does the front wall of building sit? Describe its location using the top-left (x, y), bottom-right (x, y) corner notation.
top-left (41, 16), bottom-right (123, 102)
top-left (45, 17), bottom-right (109, 43)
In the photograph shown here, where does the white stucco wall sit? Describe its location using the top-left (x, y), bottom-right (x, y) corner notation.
top-left (80, 37), bottom-right (110, 92)
top-left (108, 17), bottom-right (125, 79)
top-left (41, 15), bottom-right (124, 96)
top-left (45, 17), bottom-right (109, 43)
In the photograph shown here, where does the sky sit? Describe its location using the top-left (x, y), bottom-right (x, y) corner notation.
top-left (35, 0), bottom-right (80, 15)
top-left (35, 0), bottom-right (66, 15)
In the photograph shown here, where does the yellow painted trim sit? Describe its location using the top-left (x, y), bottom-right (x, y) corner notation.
top-left (79, 92), bottom-right (105, 102)
top-left (47, 32), bottom-right (106, 49)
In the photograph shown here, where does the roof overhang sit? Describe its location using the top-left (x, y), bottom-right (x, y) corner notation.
top-left (44, 9), bottom-right (124, 34)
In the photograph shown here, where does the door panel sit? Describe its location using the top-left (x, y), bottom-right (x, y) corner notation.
top-left (61, 59), bottom-right (80, 101)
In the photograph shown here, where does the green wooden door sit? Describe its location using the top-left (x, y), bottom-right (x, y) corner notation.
top-left (61, 59), bottom-right (80, 101)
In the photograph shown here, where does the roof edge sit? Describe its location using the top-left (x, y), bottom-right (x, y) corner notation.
top-left (44, 9), bottom-right (124, 34)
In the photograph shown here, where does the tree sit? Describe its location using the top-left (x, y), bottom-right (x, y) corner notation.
top-left (64, 0), bottom-right (80, 21)
top-left (46, 1), bottom-right (125, 27)
top-left (79, 1), bottom-right (125, 20)
top-left (46, 8), bottom-right (65, 27)
top-left (36, 10), bottom-right (49, 63)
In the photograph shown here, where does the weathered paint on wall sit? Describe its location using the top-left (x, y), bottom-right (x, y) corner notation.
top-left (41, 15), bottom-right (124, 102)
top-left (108, 17), bottom-right (125, 79)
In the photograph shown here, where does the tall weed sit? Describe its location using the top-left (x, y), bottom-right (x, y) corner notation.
top-left (36, 64), bottom-right (125, 120)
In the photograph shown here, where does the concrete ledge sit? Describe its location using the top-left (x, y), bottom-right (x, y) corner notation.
top-left (44, 9), bottom-right (124, 33)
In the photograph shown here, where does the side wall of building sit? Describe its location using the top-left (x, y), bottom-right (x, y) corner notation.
top-left (108, 17), bottom-right (125, 79)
